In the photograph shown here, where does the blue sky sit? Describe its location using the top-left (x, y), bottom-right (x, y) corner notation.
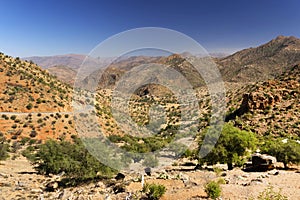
top-left (0, 0), bottom-right (300, 57)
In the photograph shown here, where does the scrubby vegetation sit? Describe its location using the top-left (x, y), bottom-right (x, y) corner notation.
top-left (261, 138), bottom-right (300, 169)
top-left (205, 180), bottom-right (221, 199)
top-left (198, 123), bottom-right (257, 170)
top-left (257, 186), bottom-right (288, 200)
top-left (142, 183), bottom-right (166, 200)
top-left (0, 134), bottom-right (9, 160)
top-left (24, 136), bottom-right (116, 185)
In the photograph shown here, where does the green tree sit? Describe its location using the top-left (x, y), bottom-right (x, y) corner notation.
top-left (198, 123), bottom-right (257, 170)
top-left (261, 139), bottom-right (300, 169)
top-left (25, 136), bottom-right (116, 184)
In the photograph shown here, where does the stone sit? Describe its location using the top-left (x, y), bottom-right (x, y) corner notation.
top-left (45, 181), bottom-right (59, 192)
top-left (115, 173), bottom-right (125, 181)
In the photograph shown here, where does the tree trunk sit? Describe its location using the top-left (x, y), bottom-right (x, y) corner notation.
top-left (227, 163), bottom-right (233, 170)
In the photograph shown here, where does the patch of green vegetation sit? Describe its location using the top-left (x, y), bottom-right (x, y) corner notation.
top-left (198, 123), bottom-right (257, 170)
top-left (205, 181), bottom-right (221, 199)
top-left (257, 186), bottom-right (288, 200)
top-left (142, 183), bottom-right (166, 200)
top-left (0, 134), bottom-right (9, 160)
top-left (261, 138), bottom-right (300, 169)
top-left (24, 136), bottom-right (116, 186)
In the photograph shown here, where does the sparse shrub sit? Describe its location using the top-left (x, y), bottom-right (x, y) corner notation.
top-left (29, 131), bottom-right (37, 138)
top-left (143, 155), bottom-right (159, 168)
top-left (257, 186), bottom-right (288, 200)
top-left (26, 103), bottom-right (33, 110)
top-left (142, 183), bottom-right (166, 200)
top-left (213, 167), bottom-right (223, 176)
top-left (216, 178), bottom-right (226, 185)
top-left (0, 136), bottom-right (9, 160)
top-left (205, 181), bottom-right (221, 199)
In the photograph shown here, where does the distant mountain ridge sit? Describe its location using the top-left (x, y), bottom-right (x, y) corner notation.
top-left (23, 35), bottom-right (300, 86)
top-left (217, 35), bottom-right (300, 82)
top-left (24, 54), bottom-right (115, 83)
top-left (46, 65), bottom-right (77, 85)
top-left (23, 54), bottom-right (86, 69)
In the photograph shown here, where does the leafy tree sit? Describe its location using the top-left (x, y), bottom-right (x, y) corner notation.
top-left (198, 123), bottom-right (257, 170)
top-left (25, 136), bottom-right (116, 184)
top-left (261, 138), bottom-right (300, 169)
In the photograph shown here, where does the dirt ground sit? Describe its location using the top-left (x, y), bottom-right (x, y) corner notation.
top-left (0, 156), bottom-right (299, 200)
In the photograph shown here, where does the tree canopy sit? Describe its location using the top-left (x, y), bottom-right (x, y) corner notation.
top-left (261, 138), bottom-right (300, 169)
top-left (198, 123), bottom-right (257, 170)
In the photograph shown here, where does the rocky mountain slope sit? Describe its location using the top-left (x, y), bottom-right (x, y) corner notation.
top-left (217, 35), bottom-right (300, 82)
top-left (46, 65), bottom-right (77, 85)
top-left (226, 63), bottom-right (300, 136)
top-left (0, 53), bottom-right (75, 141)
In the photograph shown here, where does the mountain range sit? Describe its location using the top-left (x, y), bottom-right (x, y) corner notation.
top-left (25, 36), bottom-right (300, 87)
top-left (1, 35), bottom-right (299, 141)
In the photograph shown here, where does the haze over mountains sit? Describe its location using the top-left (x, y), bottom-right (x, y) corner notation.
top-left (23, 35), bottom-right (300, 88)
top-left (23, 54), bottom-right (114, 83)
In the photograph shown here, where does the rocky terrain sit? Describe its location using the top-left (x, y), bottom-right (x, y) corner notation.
top-left (1, 155), bottom-right (299, 200)
top-left (217, 35), bottom-right (300, 82)
top-left (226, 63), bottom-right (300, 136)
top-left (0, 35), bottom-right (300, 200)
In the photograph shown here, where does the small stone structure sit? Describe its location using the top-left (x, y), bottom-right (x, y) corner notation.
top-left (243, 153), bottom-right (277, 171)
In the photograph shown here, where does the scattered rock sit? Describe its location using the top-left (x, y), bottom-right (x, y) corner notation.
top-left (0, 173), bottom-right (8, 178)
top-left (221, 172), bottom-right (227, 177)
top-left (31, 188), bottom-right (43, 193)
top-left (145, 167), bottom-right (151, 176)
top-left (113, 184), bottom-right (126, 194)
top-left (115, 173), bottom-right (126, 181)
top-left (45, 181), bottom-right (59, 192)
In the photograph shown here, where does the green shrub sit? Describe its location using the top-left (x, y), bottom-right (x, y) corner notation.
top-left (257, 186), bottom-right (288, 200)
top-left (26, 103), bottom-right (33, 110)
top-left (205, 181), bottom-right (221, 199)
top-left (25, 136), bottom-right (116, 185)
top-left (0, 136), bottom-right (9, 160)
top-left (261, 138), bottom-right (300, 168)
top-left (142, 183), bottom-right (166, 200)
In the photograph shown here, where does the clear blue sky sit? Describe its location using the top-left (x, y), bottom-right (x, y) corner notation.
top-left (1, 0), bottom-right (300, 57)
